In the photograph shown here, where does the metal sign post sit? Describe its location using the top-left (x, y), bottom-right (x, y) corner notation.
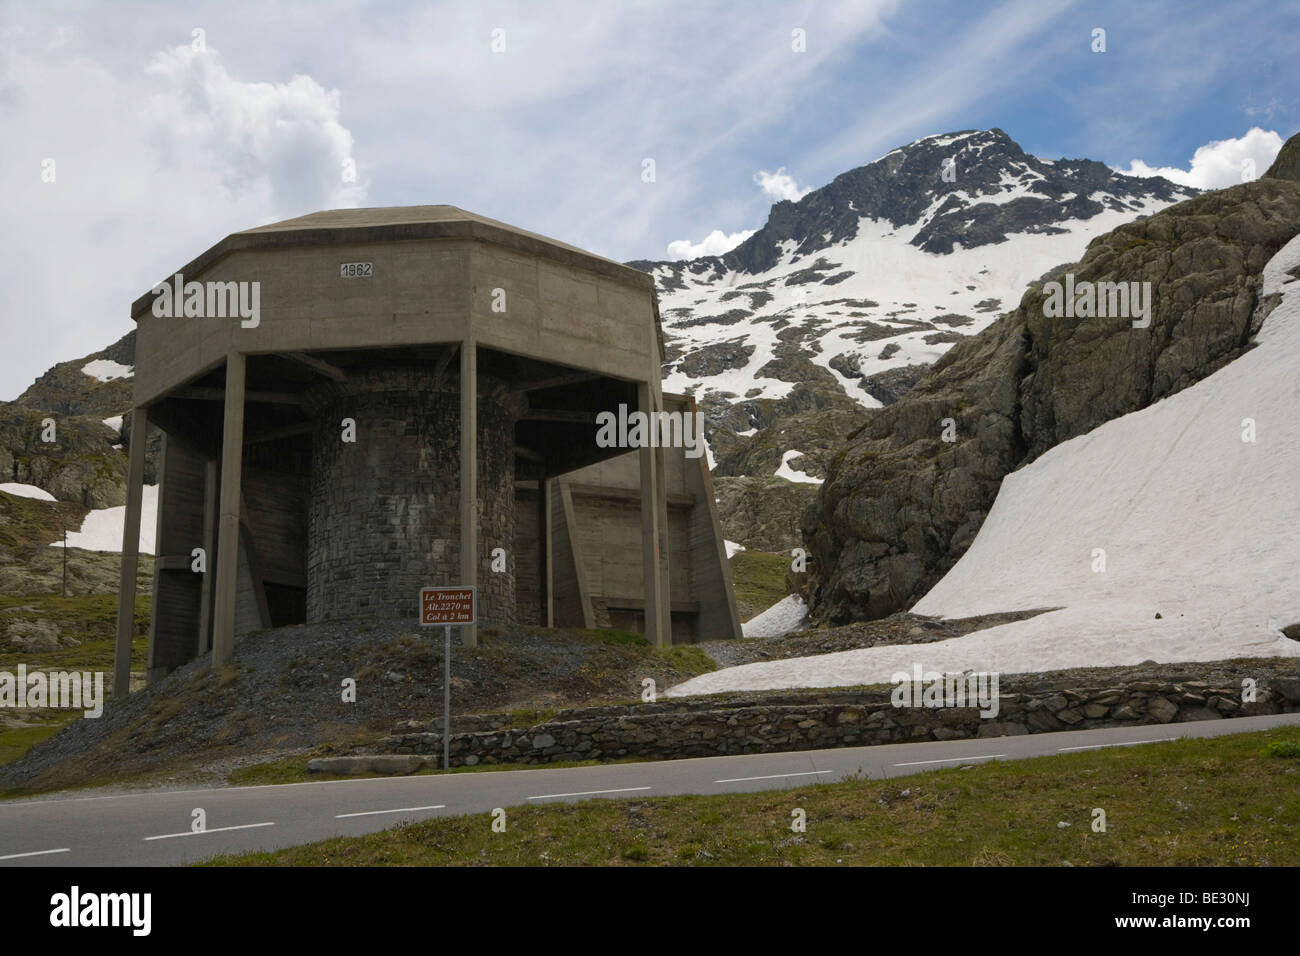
top-left (420, 587), bottom-right (476, 770)
top-left (443, 623), bottom-right (450, 772)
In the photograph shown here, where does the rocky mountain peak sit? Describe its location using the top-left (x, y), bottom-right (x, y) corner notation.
top-left (637, 129), bottom-right (1198, 282)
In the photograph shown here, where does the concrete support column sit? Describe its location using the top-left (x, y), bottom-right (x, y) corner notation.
top-left (637, 382), bottom-right (666, 647)
top-left (197, 457), bottom-right (218, 656)
top-left (211, 352), bottom-right (246, 667)
top-left (539, 477), bottom-right (553, 627)
top-left (460, 341), bottom-right (478, 648)
top-left (112, 406), bottom-right (149, 700)
top-left (655, 444), bottom-right (673, 647)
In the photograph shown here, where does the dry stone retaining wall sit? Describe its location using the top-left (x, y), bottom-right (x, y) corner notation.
top-left (374, 672), bottom-right (1300, 769)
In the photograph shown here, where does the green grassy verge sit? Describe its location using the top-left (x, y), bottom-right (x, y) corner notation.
top-left (206, 726), bottom-right (1300, 866)
top-left (228, 754), bottom-right (659, 787)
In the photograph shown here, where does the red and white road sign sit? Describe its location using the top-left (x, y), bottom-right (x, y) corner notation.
top-left (420, 586), bottom-right (476, 626)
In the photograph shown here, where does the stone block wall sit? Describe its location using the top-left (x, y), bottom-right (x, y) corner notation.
top-left (305, 363), bottom-right (523, 623)
top-left (376, 671), bottom-right (1300, 768)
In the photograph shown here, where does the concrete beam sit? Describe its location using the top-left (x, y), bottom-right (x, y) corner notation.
top-left (210, 352), bottom-right (246, 667)
top-left (245, 421), bottom-right (313, 444)
top-left (285, 351), bottom-right (347, 382)
top-left (521, 409), bottom-right (598, 424)
top-left (460, 340), bottom-right (478, 648)
top-left (517, 371), bottom-right (602, 392)
top-left (112, 406), bottom-right (149, 700)
top-left (432, 342), bottom-right (459, 384)
top-left (175, 386), bottom-right (302, 406)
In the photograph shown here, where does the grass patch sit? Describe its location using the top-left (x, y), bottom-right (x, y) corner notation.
top-left (572, 628), bottom-right (647, 647)
top-left (656, 644), bottom-right (717, 675)
top-left (0, 593), bottom-right (149, 673)
top-left (0, 712), bottom-right (81, 766)
top-left (729, 551), bottom-right (791, 619)
top-left (502, 707), bottom-right (560, 728)
top-left (206, 726), bottom-right (1300, 867)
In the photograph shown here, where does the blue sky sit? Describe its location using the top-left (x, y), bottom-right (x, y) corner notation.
top-left (1, 0), bottom-right (1297, 397)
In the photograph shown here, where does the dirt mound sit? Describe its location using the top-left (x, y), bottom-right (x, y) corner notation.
top-left (0, 618), bottom-right (712, 793)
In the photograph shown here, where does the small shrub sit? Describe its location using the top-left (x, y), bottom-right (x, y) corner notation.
top-left (1262, 740), bottom-right (1300, 759)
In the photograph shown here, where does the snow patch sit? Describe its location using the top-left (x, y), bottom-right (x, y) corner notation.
top-left (52, 485), bottom-right (159, 554)
top-left (81, 360), bottom-right (133, 382)
top-left (775, 450), bottom-right (823, 484)
top-left (742, 595), bottom-right (809, 638)
top-left (0, 483), bottom-right (56, 502)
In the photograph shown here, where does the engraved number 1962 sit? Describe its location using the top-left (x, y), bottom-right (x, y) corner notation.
top-left (340, 262), bottom-right (373, 278)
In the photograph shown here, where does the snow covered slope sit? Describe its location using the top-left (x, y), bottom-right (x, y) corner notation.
top-left (636, 129), bottom-right (1195, 414)
top-left (667, 234), bottom-right (1300, 697)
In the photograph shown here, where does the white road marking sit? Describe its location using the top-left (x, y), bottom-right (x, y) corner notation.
top-left (144, 822), bottom-right (275, 841)
top-left (1058, 737), bottom-right (1177, 753)
top-left (336, 804), bottom-right (447, 819)
top-left (714, 770), bottom-right (834, 784)
top-left (894, 754), bottom-right (1005, 767)
top-left (0, 847), bottom-right (70, 861)
top-left (527, 786), bottom-right (651, 800)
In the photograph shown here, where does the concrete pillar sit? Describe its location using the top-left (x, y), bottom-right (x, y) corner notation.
top-left (540, 477), bottom-right (553, 627)
top-left (197, 457), bottom-right (217, 656)
top-left (211, 352), bottom-right (246, 667)
top-left (112, 406), bottom-right (149, 700)
top-left (460, 341), bottom-right (478, 648)
top-left (655, 443), bottom-right (673, 648)
top-left (637, 382), bottom-right (666, 647)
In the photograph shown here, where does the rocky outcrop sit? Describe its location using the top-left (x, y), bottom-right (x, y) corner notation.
top-left (0, 405), bottom-right (127, 508)
top-left (860, 363), bottom-right (930, 405)
top-left (1264, 131), bottom-right (1300, 182)
top-left (14, 330), bottom-right (135, 419)
top-left (3, 329), bottom-right (164, 504)
top-left (804, 140), bottom-right (1300, 625)
top-left (714, 476), bottom-right (818, 552)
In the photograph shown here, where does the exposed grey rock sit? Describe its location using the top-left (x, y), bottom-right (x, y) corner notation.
top-left (805, 150), bottom-right (1300, 624)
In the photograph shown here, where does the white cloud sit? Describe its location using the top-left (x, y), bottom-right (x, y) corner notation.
top-left (753, 167), bottom-right (813, 202)
top-left (142, 45), bottom-right (367, 215)
top-left (666, 229), bottom-right (756, 260)
top-left (0, 27), bottom-right (367, 399)
top-left (1116, 127), bottom-right (1284, 190)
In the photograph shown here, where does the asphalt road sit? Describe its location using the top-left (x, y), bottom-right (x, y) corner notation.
top-left (2, 713), bottom-right (1296, 866)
